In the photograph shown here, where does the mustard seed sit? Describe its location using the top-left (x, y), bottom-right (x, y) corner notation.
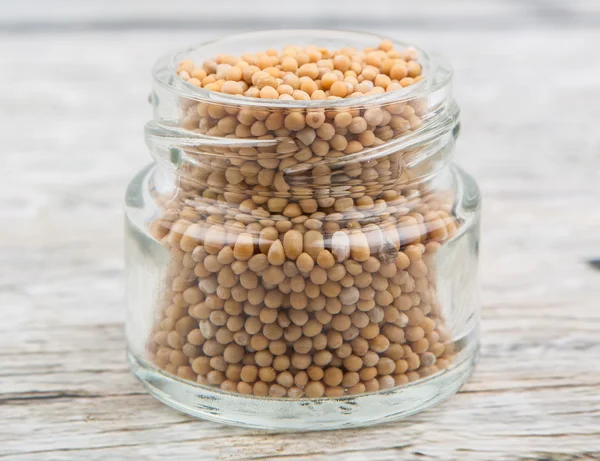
top-left (298, 63), bottom-right (319, 79)
top-left (276, 371), bottom-right (294, 388)
top-left (339, 286), bottom-right (360, 306)
top-left (302, 319), bottom-right (323, 337)
top-left (329, 81), bottom-right (347, 98)
top-left (285, 112), bottom-right (306, 131)
top-left (253, 381), bottom-right (269, 396)
top-left (304, 381), bottom-right (325, 398)
top-left (331, 314), bottom-right (352, 332)
top-left (260, 86), bottom-right (279, 100)
top-left (273, 355), bottom-right (291, 371)
top-left (233, 233), bottom-right (254, 261)
top-left (291, 353), bottom-right (312, 370)
top-left (321, 72), bottom-right (338, 89)
top-left (221, 81), bottom-right (243, 95)
top-left (267, 239), bottom-right (285, 266)
top-left (281, 57), bottom-right (298, 72)
top-left (405, 326), bottom-right (425, 342)
top-left (255, 350), bottom-right (274, 367)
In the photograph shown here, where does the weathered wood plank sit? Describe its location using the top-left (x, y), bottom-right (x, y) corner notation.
top-left (1, 20), bottom-right (600, 461)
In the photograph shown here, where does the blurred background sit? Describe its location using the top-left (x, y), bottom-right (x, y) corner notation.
top-left (1, 1), bottom-right (599, 458)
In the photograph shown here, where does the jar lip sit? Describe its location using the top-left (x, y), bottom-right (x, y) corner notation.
top-left (152, 29), bottom-right (453, 109)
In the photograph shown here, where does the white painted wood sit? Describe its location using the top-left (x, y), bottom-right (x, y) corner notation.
top-left (1, 11), bottom-right (600, 461)
top-left (1, 0), bottom-right (599, 31)
top-left (0, 1), bottom-right (545, 27)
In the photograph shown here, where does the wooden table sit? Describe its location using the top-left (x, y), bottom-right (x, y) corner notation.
top-left (2, 1), bottom-right (599, 459)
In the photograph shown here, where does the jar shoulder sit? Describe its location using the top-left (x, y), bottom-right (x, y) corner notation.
top-left (126, 163), bottom-right (156, 206)
top-left (125, 163), bottom-right (159, 232)
top-left (451, 164), bottom-right (481, 217)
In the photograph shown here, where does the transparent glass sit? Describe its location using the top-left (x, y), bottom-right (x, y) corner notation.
top-left (125, 30), bottom-right (481, 430)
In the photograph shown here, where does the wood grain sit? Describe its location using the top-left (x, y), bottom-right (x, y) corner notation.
top-left (1, 3), bottom-right (600, 459)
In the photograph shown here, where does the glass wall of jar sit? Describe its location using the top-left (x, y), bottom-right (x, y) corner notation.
top-left (125, 30), bottom-right (481, 430)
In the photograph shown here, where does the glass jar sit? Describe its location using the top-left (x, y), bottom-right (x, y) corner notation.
top-left (125, 30), bottom-right (481, 430)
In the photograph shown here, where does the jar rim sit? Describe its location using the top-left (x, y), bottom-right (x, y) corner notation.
top-left (152, 29), bottom-right (453, 109)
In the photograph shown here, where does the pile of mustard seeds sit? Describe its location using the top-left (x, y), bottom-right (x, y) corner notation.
top-left (177, 39), bottom-right (422, 101)
top-left (147, 40), bottom-right (458, 398)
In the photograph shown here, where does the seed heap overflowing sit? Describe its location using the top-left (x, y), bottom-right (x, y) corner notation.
top-left (176, 39), bottom-right (423, 102)
top-left (147, 40), bottom-right (459, 398)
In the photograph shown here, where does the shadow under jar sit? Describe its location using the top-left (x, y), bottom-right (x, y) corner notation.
top-left (125, 30), bottom-right (481, 430)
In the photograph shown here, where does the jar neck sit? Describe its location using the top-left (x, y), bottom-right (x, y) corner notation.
top-left (144, 31), bottom-right (459, 192)
top-left (146, 98), bottom-right (459, 189)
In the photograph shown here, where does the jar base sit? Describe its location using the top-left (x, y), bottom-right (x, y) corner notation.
top-left (128, 343), bottom-right (478, 431)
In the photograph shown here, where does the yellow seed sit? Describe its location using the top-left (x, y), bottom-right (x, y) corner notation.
top-left (334, 197), bottom-right (354, 212)
top-left (361, 66), bottom-right (378, 81)
top-left (296, 127), bottom-right (316, 146)
top-left (298, 63), bottom-right (319, 79)
top-left (296, 252), bottom-right (315, 272)
top-left (349, 117), bottom-right (367, 134)
top-left (330, 81), bottom-right (348, 98)
top-left (191, 68), bottom-right (207, 80)
top-left (374, 74), bottom-right (391, 89)
top-left (321, 72), bottom-right (338, 90)
top-left (259, 226), bottom-right (279, 254)
top-left (283, 230), bottom-right (303, 260)
top-left (304, 381), bottom-right (325, 398)
top-left (281, 57), bottom-right (299, 72)
top-left (333, 54), bottom-right (351, 71)
top-left (389, 63), bottom-right (408, 80)
top-left (260, 86), bottom-right (279, 99)
top-left (407, 60), bottom-right (422, 78)
top-left (284, 74), bottom-right (300, 89)
top-left (179, 224), bottom-right (203, 252)
top-left (248, 253), bottom-right (269, 272)
top-left (221, 81), bottom-right (243, 95)
top-left (277, 84), bottom-right (294, 95)
top-left (363, 108), bottom-right (384, 126)
top-left (225, 66), bottom-right (242, 81)
top-left (233, 233), bottom-right (254, 261)
top-left (284, 112), bottom-right (306, 131)
top-left (217, 116), bottom-right (237, 134)
top-left (265, 112), bottom-right (284, 130)
top-left (304, 230), bottom-right (325, 260)
top-left (292, 89), bottom-right (311, 100)
top-left (299, 77), bottom-right (318, 95)
top-left (267, 239), bottom-right (286, 266)
top-left (317, 250), bottom-right (335, 269)
top-left (203, 82), bottom-right (221, 92)
top-left (379, 39), bottom-right (394, 52)
top-left (262, 265), bottom-right (285, 285)
top-left (334, 111), bottom-right (352, 128)
top-left (303, 112), bottom-right (325, 131)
